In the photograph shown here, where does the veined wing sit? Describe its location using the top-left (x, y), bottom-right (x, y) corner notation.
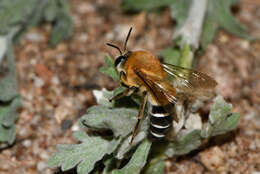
top-left (162, 63), bottom-right (217, 99)
top-left (134, 68), bottom-right (177, 105)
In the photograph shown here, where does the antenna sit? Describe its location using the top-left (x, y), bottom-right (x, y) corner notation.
top-left (106, 43), bottom-right (122, 55)
top-left (123, 27), bottom-right (132, 52)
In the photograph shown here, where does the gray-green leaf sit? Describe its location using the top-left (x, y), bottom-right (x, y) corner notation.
top-left (0, 96), bottom-right (21, 127)
top-left (201, 96), bottom-right (240, 138)
top-left (0, 36), bottom-right (7, 64)
top-left (112, 139), bottom-right (152, 174)
top-left (49, 10), bottom-right (73, 46)
top-left (201, 0), bottom-right (253, 49)
top-left (170, 0), bottom-right (190, 29)
top-left (143, 156), bottom-right (165, 174)
top-left (100, 55), bottom-right (119, 81)
top-left (92, 88), bottom-right (115, 107)
top-left (166, 130), bottom-right (202, 157)
top-left (0, 41), bottom-right (20, 144)
top-left (0, 0), bottom-right (38, 35)
top-left (80, 106), bottom-right (138, 137)
top-left (0, 44), bottom-right (18, 102)
top-left (47, 131), bottom-right (121, 174)
top-left (0, 123), bottom-right (16, 144)
top-left (43, 0), bottom-right (59, 22)
top-left (160, 47), bottom-right (180, 66)
top-left (115, 117), bottom-right (149, 159)
top-left (121, 0), bottom-right (173, 11)
top-left (102, 158), bottom-right (117, 174)
top-left (0, 97), bottom-right (19, 145)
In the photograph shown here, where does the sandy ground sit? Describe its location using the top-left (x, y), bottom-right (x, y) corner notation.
top-left (0, 0), bottom-right (260, 173)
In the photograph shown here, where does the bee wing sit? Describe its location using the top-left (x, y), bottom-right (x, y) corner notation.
top-left (161, 63), bottom-right (217, 99)
top-left (134, 68), bottom-right (177, 105)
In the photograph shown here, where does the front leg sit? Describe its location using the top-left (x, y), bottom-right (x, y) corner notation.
top-left (109, 86), bottom-right (138, 102)
top-left (130, 91), bottom-right (148, 144)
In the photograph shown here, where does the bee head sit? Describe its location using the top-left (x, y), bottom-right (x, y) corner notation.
top-left (106, 27), bottom-right (133, 70)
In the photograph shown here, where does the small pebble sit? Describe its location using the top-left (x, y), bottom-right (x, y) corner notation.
top-left (39, 152), bottom-right (49, 160)
top-left (51, 75), bottom-right (60, 85)
top-left (33, 76), bottom-right (45, 88)
top-left (23, 140), bottom-right (32, 147)
top-left (200, 146), bottom-right (225, 171)
top-left (37, 161), bottom-right (47, 171)
top-left (249, 142), bottom-right (256, 150)
top-left (252, 172), bottom-right (260, 174)
top-left (72, 123), bottom-right (80, 131)
top-left (78, 33), bottom-right (88, 42)
top-left (25, 32), bottom-right (44, 42)
top-left (19, 127), bottom-right (27, 136)
top-left (240, 40), bottom-right (250, 49)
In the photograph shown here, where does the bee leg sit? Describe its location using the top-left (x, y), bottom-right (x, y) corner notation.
top-left (130, 91), bottom-right (148, 144)
top-left (109, 86), bottom-right (137, 102)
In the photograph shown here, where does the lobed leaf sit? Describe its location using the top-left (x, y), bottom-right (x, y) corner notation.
top-left (0, 98), bottom-right (19, 145)
top-left (201, 0), bottom-right (253, 49)
top-left (160, 47), bottom-right (180, 66)
top-left (0, 73), bottom-right (18, 102)
top-left (143, 156), bottom-right (165, 174)
top-left (200, 13), bottom-right (218, 49)
top-left (85, 88), bottom-right (148, 160)
top-left (49, 10), bottom-right (73, 46)
top-left (80, 106), bottom-right (138, 138)
top-left (0, 123), bottom-right (16, 144)
top-left (115, 117), bottom-right (148, 159)
top-left (0, 44), bottom-right (18, 102)
top-left (170, 0), bottom-right (190, 29)
top-left (92, 86), bottom-right (138, 109)
top-left (112, 139), bottom-right (152, 174)
top-left (44, 0), bottom-right (59, 22)
top-left (102, 157), bottom-right (117, 174)
top-left (23, 0), bottom-right (50, 28)
top-left (0, 0), bottom-right (73, 43)
top-left (120, 0), bottom-right (252, 50)
top-left (121, 0), bottom-right (173, 12)
top-left (0, 36), bottom-right (7, 64)
top-left (47, 131), bottom-right (121, 174)
top-left (0, 42), bottom-right (21, 144)
top-left (99, 55), bottom-right (119, 81)
top-left (0, 0), bottom-right (72, 145)
top-left (166, 130), bottom-right (202, 157)
top-left (201, 96), bottom-right (240, 137)
top-left (0, 0), bottom-right (37, 34)
top-left (92, 88), bottom-right (115, 107)
top-left (0, 97), bottom-right (21, 127)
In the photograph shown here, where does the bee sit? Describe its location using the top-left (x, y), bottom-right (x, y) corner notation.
top-left (107, 28), bottom-right (217, 143)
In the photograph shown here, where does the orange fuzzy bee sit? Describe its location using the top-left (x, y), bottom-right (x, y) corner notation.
top-left (107, 28), bottom-right (217, 143)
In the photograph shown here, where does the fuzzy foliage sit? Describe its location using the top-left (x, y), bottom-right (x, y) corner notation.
top-left (122, 0), bottom-right (252, 49)
top-left (0, 42), bottom-right (21, 144)
top-left (48, 55), bottom-right (240, 174)
top-left (0, 0), bottom-right (72, 144)
top-left (48, 0), bottom-right (245, 173)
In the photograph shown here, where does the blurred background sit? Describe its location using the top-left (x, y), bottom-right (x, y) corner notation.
top-left (0, 0), bottom-right (259, 173)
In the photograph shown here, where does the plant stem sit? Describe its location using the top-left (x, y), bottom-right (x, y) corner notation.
top-left (178, 43), bottom-right (193, 68)
top-left (174, 0), bottom-right (208, 50)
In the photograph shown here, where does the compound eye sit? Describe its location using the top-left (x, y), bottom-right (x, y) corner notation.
top-left (114, 56), bottom-right (126, 67)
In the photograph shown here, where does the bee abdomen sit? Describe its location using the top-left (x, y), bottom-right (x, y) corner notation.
top-left (149, 105), bottom-right (172, 139)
